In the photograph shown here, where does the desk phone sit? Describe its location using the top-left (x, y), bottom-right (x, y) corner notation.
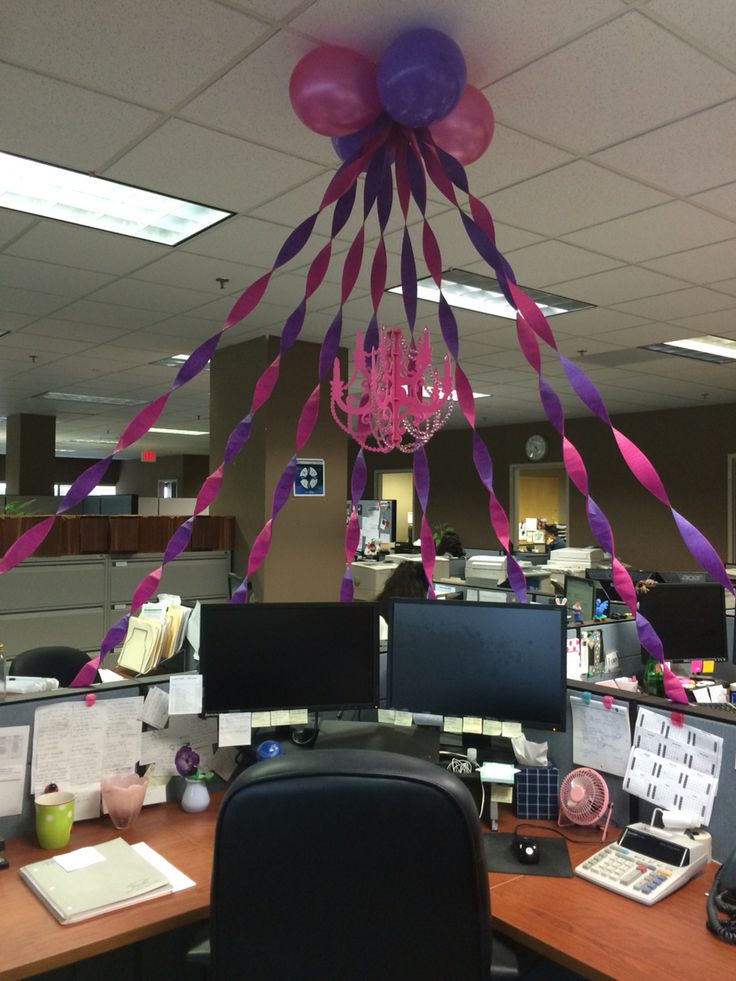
top-left (575, 822), bottom-right (712, 905)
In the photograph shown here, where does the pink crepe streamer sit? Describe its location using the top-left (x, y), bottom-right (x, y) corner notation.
top-left (340, 450), bottom-right (368, 603)
top-left (412, 446), bottom-right (435, 599)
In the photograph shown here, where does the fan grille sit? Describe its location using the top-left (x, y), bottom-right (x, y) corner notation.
top-left (559, 767), bottom-right (609, 826)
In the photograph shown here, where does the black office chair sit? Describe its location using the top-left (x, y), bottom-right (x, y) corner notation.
top-left (190, 749), bottom-right (519, 980)
top-left (10, 646), bottom-right (100, 686)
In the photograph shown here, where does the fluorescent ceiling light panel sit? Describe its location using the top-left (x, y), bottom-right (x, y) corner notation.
top-left (387, 268), bottom-right (594, 320)
top-left (0, 151), bottom-right (233, 245)
top-left (37, 391), bottom-right (146, 406)
top-left (642, 335), bottom-right (736, 364)
top-left (149, 427), bottom-right (209, 436)
top-left (151, 354), bottom-right (210, 370)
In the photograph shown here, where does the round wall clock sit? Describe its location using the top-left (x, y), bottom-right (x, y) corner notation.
top-left (525, 434), bottom-right (548, 461)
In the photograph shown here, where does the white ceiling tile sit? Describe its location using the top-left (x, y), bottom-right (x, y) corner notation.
top-left (0, 311), bottom-right (37, 332)
top-left (482, 161), bottom-right (669, 237)
top-left (6, 222), bottom-right (169, 275)
top-left (106, 120), bottom-right (325, 213)
top-left (0, 329), bottom-right (90, 356)
top-left (464, 222), bottom-right (545, 258)
top-left (562, 201), bottom-right (736, 261)
top-left (131, 252), bottom-right (263, 296)
top-left (708, 278), bottom-right (736, 298)
top-left (0, 208), bottom-right (38, 247)
top-left (181, 32), bottom-right (337, 167)
top-left (0, 63), bottom-right (160, 172)
top-left (229, 0), bottom-right (307, 19)
top-left (540, 306), bottom-right (648, 338)
top-left (181, 214), bottom-right (330, 268)
top-left (0, 0), bottom-right (269, 110)
top-left (501, 241), bottom-right (624, 287)
top-left (486, 12), bottom-right (736, 153)
top-left (647, 0), bottom-right (736, 66)
top-left (595, 321), bottom-right (696, 347)
top-left (438, 125), bottom-right (574, 201)
top-left (49, 299), bottom-right (166, 330)
top-left (87, 279), bottom-right (215, 315)
top-left (0, 285), bottom-right (69, 317)
top-left (592, 100), bottom-right (736, 195)
top-left (0, 255), bottom-right (114, 297)
top-left (690, 183), bottom-right (736, 222)
top-left (548, 265), bottom-right (688, 306)
top-left (17, 318), bottom-right (133, 344)
top-left (669, 308), bottom-right (736, 337)
top-left (642, 239), bottom-right (736, 284)
top-left (611, 287), bottom-right (736, 320)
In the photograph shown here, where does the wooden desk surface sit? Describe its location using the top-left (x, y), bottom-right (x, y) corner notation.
top-left (1, 797), bottom-right (730, 981)
top-left (0, 795), bottom-right (222, 981)
top-left (489, 813), bottom-right (730, 980)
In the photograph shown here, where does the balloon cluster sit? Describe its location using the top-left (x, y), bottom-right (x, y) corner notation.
top-left (289, 28), bottom-right (494, 166)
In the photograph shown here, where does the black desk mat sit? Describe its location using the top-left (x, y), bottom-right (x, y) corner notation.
top-left (482, 832), bottom-right (573, 877)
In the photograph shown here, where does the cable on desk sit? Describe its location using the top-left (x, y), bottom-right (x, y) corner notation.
top-left (513, 821), bottom-right (619, 844)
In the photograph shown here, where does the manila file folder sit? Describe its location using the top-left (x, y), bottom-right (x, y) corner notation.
top-left (20, 837), bottom-right (172, 924)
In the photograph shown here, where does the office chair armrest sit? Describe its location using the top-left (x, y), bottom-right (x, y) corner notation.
top-left (186, 936), bottom-right (211, 970)
top-left (490, 935), bottom-right (520, 979)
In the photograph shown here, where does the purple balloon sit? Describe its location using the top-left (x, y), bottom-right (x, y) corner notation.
top-left (331, 114), bottom-right (393, 164)
top-left (377, 28), bottom-right (467, 128)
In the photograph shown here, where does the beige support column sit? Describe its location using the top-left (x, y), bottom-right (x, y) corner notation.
top-left (5, 413), bottom-right (56, 495)
top-left (210, 336), bottom-right (348, 602)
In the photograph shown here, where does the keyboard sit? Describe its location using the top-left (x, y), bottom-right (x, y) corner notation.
top-left (574, 824), bottom-right (711, 905)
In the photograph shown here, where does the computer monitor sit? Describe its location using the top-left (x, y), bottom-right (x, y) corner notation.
top-left (200, 603), bottom-right (379, 714)
top-left (387, 599), bottom-right (566, 729)
top-left (657, 571), bottom-right (714, 584)
top-left (637, 583), bottom-right (727, 663)
top-left (565, 575), bottom-right (596, 621)
top-left (585, 568), bottom-right (621, 602)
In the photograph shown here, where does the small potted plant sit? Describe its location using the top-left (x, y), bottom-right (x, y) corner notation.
top-left (175, 743), bottom-right (214, 812)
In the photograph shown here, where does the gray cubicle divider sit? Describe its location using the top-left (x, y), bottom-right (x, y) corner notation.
top-left (525, 690), bottom-right (631, 832)
top-left (636, 705), bottom-right (736, 864)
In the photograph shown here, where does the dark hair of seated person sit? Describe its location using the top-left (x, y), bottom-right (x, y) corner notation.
top-left (436, 531), bottom-right (465, 558)
top-left (376, 562), bottom-right (430, 624)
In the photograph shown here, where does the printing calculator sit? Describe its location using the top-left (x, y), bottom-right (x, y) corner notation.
top-left (574, 822), bottom-right (712, 905)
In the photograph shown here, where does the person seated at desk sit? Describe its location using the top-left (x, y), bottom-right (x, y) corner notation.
top-left (436, 531), bottom-right (465, 558)
top-left (376, 561), bottom-right (429, 632)
top-left (544, 523), bottom-right (566, 551)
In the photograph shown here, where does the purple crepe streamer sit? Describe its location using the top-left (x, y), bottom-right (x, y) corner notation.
top-left (400, 227), bottom-right (418, 331)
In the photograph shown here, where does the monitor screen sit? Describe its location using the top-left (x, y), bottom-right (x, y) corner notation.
top-left (585, 568), bottom-right (621, 602)
top-left (387, 600), bottom-right (566, 729)
top-left (565, 575), bottom-right (596, 621)
top-left (637, 583), bottom-right (727, 662)
top-left (200, 603), bottom-right (379, 713)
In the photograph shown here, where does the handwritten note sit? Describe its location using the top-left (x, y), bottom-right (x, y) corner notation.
top-left (570, 695), bottom-right (631, 776)
top-left (168, 675), bottom-right (202, 715)
top-left (218, 713), bottom-right (252, 748)
top-left (0, 725), bottom-right (29, 817)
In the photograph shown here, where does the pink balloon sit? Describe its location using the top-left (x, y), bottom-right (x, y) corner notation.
top-left (289, 46), bottom-right (381, 137)
top-left (428, 84), bottom-right (495, 165)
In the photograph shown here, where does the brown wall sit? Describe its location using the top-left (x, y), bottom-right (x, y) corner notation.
top-left (210, 336), bottom-right (347, 601)
top-left (352, 401), bottom-right (736, 570)
top-left (116, 454), bottom-right (208, 497)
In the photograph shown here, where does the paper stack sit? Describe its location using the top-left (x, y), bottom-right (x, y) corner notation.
top-left (117, 599), bottom-right (192, 674)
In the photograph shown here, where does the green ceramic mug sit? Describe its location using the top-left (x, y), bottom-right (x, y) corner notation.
top-left (34, 791), bottom-right (75, 849)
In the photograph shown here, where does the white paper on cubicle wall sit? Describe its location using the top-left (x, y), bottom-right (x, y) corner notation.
top-left (570, 695), bottom-right (632, 777)
top-left (0, 725), bottom-right (30, 818)
top-left (31, 697), bottom-right (143, 820)
top-left (623, 707), bottom-right (723, 826)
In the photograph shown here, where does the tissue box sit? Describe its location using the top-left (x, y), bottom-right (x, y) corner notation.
top-left (513, 766), bottom-right (559, 820)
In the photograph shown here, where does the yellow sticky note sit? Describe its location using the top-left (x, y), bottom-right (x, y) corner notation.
top-left (501, 721), bottom-right (523, 738)
top-left (703, 660), bottom-right (715, 674)
top-left (251, 712), bottom-right (271, 728)
top-left (483, 719), bottom-right (502, 736)
top-left (288, 709), bottom-right (309, 725)
top-left (491, 784), bottom-right (513, 803)
top-left (444, 716), bottom-right (463, 734)
top-left (394, 711), bottom-right (413, 727)
top-left (462, 716), bottom-right (483, 734)
top-left (270, 710), bottom-right (290, 726)
top-left (378, 709), bottom-right (396, 725)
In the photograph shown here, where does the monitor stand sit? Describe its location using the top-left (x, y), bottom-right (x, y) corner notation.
top-left (314, 719), bottom-right (440, 763)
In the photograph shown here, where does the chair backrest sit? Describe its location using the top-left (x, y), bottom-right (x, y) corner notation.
top-left (11, 646), bottom-right (100, 686)
top-left (211, 749), bottom-right (492, 981)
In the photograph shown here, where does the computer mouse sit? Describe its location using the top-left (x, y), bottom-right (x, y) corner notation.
top-left (512, 835), bottom-right (540, 865)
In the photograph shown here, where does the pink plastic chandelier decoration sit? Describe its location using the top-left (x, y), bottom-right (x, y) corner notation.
top-left (1, 27), bottom-right (732, 704)
top-left (331, 325), bottom-right (454, 452)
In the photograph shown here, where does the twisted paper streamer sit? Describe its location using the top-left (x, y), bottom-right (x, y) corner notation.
top-left (412, 445), bottom-right (436, 599)
top-left (340, 450), bottom-right (368, 602)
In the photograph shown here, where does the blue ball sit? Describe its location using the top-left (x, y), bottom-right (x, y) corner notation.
top-left (256, 739), bottom-right (283, 761)
top-left (377, 28), bottom-right (467, 128)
